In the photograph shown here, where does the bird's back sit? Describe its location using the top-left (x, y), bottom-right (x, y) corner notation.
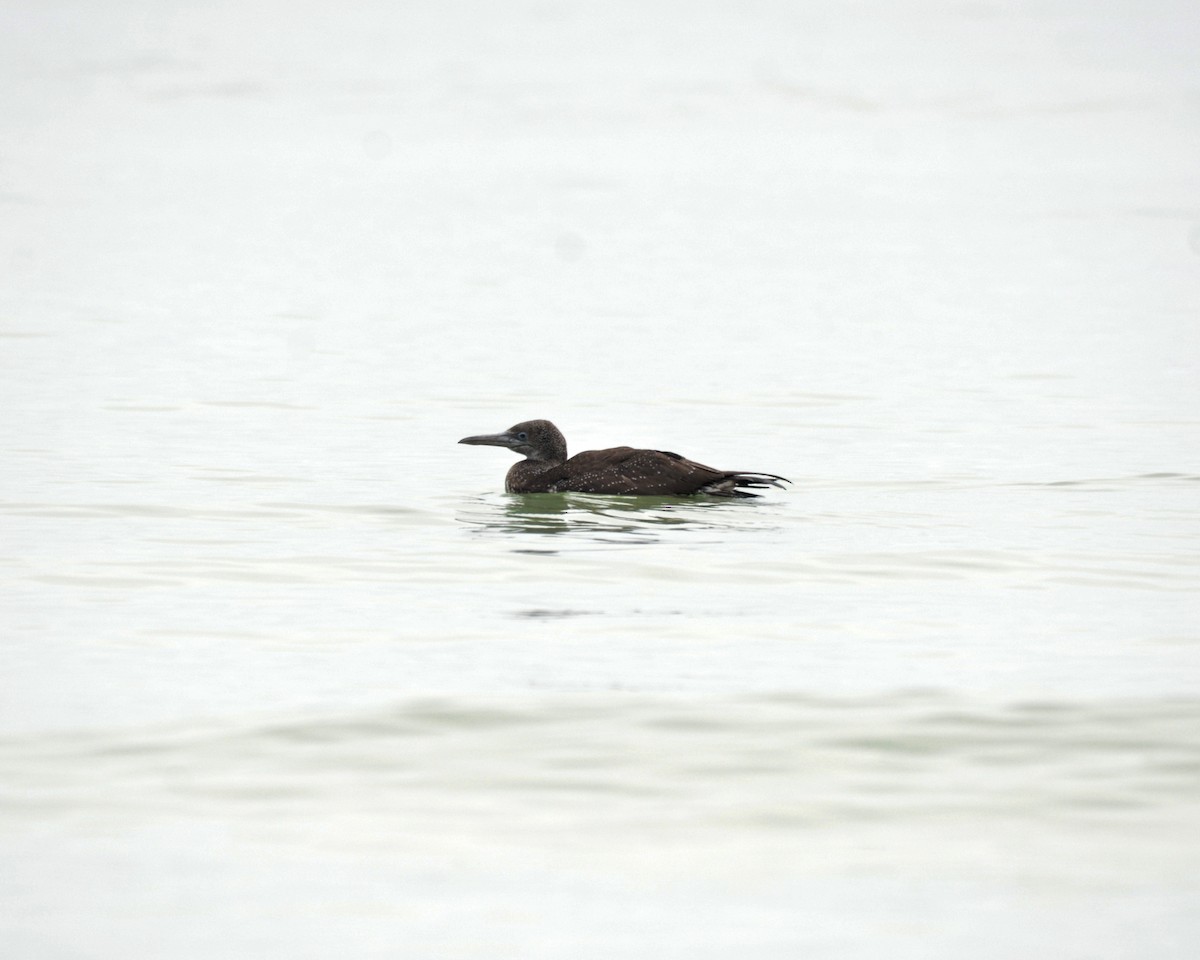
top-left (516, 446), bottom-right (782, 497)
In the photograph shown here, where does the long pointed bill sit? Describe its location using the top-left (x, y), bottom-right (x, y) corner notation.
top-left (458, 432), bottom-right (520, 448)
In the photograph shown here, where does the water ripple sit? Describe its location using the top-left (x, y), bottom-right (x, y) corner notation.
top-left (456, 492), bottom-right (785, 544)
top-left (3, 694), bottom-right (1197, 835)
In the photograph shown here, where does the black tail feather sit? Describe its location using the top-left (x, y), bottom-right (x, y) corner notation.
top-left (701, 472), bottom-right (791, 498)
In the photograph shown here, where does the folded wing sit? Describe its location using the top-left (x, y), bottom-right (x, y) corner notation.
top-left (538, 447), bottom-right (788, 497)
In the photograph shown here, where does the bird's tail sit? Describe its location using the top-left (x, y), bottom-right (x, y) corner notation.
top-left (702, 473), bottom-right (791, 498)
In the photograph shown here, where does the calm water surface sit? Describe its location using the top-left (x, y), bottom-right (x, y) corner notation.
top-left (2, 0), bottom-right (1199, 957)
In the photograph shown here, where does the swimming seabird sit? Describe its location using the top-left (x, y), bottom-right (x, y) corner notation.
top-left (459, 419), bottom-right (789, 497)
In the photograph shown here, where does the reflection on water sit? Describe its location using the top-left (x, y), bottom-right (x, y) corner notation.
top-left (456, 492), bottom-right (781, 545)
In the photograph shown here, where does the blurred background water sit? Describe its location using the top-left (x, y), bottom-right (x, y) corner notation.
top-left (2, 0), bottom-right (1199, 956)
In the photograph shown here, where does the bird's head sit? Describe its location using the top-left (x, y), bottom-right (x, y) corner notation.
top-left (458, 419), bottom-right (568, 462)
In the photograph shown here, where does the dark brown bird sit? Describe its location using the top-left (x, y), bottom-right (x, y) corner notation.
top-left (459, 419), bottom-right (789, 497)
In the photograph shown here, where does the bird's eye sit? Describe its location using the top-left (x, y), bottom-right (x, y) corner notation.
top-left (517, 432), bottom-right (528, 441)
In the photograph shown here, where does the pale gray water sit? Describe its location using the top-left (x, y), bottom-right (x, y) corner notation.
top-left (2, 0), bottom-right (1199, 956)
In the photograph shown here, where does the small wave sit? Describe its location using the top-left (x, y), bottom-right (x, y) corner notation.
top-left (4, 694), bottom-right (1197, 835)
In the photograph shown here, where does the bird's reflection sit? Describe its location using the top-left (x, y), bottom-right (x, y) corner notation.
top-left (457, 492), bottom-right (760, 546)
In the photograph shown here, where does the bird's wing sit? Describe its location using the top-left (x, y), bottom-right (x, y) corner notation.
top-left (547, 447), bottom-right (727, 495)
